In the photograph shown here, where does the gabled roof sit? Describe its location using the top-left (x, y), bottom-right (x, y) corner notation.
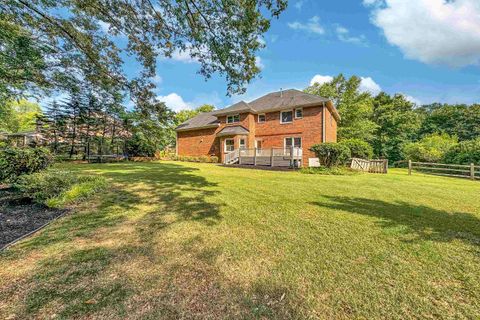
top-left (175, 111), bottom-right (219, 132)
top-left (175, 89), bottom-right (339, 131)
top-left (249, 89), bottom-right (330, 112)
top-left (216, 125), bottom-right (249, 137)
top-left (212, 101), bottom-right (250, 116)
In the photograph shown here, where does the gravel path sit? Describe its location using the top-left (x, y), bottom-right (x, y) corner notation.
top-left (0, 187), bottom-right (66, 249)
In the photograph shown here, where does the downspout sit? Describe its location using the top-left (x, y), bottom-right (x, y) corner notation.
top-left (175, 131), bottom-right (178, 156)
top-left (322, 102), bottom-right (326, 143)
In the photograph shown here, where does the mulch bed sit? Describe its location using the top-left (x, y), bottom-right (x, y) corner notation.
top-left (0, 186), bottom-right (67, 250)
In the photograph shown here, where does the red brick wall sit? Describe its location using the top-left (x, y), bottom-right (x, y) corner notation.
top-left (176, 104), bottom-right (338, 166)
top-left (176, 127), bottom-right (221, 159)
top-left (255, 106), bottom-right (324, 166)
top-left (325, 107), bottom-right (338, 142)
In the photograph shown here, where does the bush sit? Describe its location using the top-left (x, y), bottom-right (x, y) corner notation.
top-left (15, 170), bottom-right (106, 208)
top-left (310, 143), bottom-right (351, 167)
top-left (340, 139), bottom-right (373, 159)
top-left (0, 147), bottom-right (53, 183)
top-left (171, 155), bottom-right (219, 163)
top-left (300, 166), bottom-right (359, 175)
top-left (443, 138), bottom-right (480, 165)
top-left (126, 132), bottom-right (156, 157)
top-left (403, 133), bottom-right (458, 163)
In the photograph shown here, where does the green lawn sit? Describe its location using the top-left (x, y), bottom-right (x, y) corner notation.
top-left (1, 161), bottom-right (479, 319)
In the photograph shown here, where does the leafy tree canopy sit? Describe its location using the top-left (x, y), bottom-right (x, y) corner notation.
top-left (305, 74), bottom-right (378, 142)
top-left (0, 99), bottom-right (42, 133)
top-left (1, 0), bottom-right (286, 110)
top-left (175, 104), bottom-right (215, 125)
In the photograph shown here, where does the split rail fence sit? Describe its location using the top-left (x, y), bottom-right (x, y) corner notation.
top-left (406, 160), bottom-right (479, 180)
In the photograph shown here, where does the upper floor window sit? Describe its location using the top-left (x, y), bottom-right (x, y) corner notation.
top-left (280, 110), bottom-right (293, 124)
top-left (227, 114), bottom-right (240, 124)
top-left (295, 108), bottom-right (303, 119)
top-left (258, 114), bottom-right (266, 123)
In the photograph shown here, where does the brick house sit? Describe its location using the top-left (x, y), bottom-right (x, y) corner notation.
top-left (175, 89), bottom-right (339, 167)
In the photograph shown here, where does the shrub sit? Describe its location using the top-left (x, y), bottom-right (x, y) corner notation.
top-left (300, 166), bottom-right (359, 175)
top-left (340, 139), bottom-right (373, 159)
top-left (0, 147), bottom-right (53, 183)
top-left (126, 132), bottom-right (156, 157)
top-left (443, 138), bottom-right (480, 165)
top-left (210, 156), bottom-right (219, 163)
top-left (403, 133), bottom-right (458, 163)
top-left (310, 143), bottom-right (351, 167)
top-left (15, 170), bottom-right (106, 208)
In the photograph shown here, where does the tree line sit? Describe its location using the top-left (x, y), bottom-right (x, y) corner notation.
top-left (306, 74), bottom-right (480, 164)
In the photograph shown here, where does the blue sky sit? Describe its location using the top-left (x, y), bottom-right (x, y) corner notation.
top-left (120, 0), bottom-right (480, 111)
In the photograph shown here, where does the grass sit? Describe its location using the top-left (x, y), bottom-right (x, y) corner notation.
top-left (0, 161), bottom-right (479, 319)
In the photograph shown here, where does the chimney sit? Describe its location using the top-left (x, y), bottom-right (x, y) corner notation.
top-left (280, 88), bottom-right (283, 98)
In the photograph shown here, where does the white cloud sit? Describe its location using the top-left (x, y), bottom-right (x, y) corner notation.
top-left (335, 26), bottom-right (367, 45)
top-left (310, 74), bottom-right (381, 95)
top-left (294, 1), bottom-right (304, 10)
top-left (365, 0), bottom-right (480, 67)
top-left (288, 16), bottom-right (325, 35)
top-left (310, 74), bottom-right (334, 86)
top-left (156, 93), bottom-right (192, 112)
top-left (157, 91), bottom-right (223, 112)
top-left (255, 56), bottom-right (265, 70)
top-left (403, 94), bottom-right (422, 106)
top-left (270, 34), bottom-right (279, 43)
top-left (152, 75), bottom-right (162, 84)
top-left (170, 48), bottom-right (199, 63)
top-left (359, 77), bottom-right (382, 95)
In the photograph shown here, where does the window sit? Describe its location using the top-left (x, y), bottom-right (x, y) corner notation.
top-left (295, 108), bottom-right (303, 119)
top-left (258, 114), bottom-right (266, 123)
top-left (225, 139), bottom-right (234, 152)
top-left (227, 114), bottom-right (240, 124)
top-left (239, 138), bottom-right (246, 149)
top-left (285, 137), bottom-right (302, 149)
top-left (280, 110), bottom-right (293, 124)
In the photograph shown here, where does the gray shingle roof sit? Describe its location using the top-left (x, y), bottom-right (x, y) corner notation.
top-left (175, 111), bottom-right (219, 131)
top-left (212, 101), bottom-right (250, 116)
top-left (216, 125), bottom-right (249, 137)
top-left (249, 89), bottom-right (330, 112)
top-left (175, 89), bottom-right (339, 131)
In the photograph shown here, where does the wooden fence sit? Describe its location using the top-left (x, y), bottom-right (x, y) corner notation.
top-left (406, 160), bottom-right (479, 180)
top-left (350, 158), bottom-right (388, 174)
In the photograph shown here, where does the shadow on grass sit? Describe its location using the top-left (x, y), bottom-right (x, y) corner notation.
top-left (1, 162), bottom-right (225, 318)
top-left (311, 196), bottom-right (480, 245)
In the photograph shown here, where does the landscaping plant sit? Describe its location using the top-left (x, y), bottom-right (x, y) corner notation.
top-left (310, 143), bottom-right (351, 167)
top-left (0, 147), bottom-right (53, 183)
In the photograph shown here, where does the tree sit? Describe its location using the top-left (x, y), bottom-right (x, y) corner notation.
top-left (2, 1), bottom-right (286, 107)
top-left (305, 74), bottom-right (377, 142)
top-left (371, 93), bottom-right (421, 162)
top-left (0, 99), bottom-right (42, 133)
top-left (403, 133), bottom-right (458, 163)
top-left (175, 104), bottom-right (215, 125)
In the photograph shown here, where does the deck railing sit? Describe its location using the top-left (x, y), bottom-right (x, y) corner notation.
top-left (231, 147), bottom-right (302, 168)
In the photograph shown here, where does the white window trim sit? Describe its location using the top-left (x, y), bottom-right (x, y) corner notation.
top-left (284, 137), bottom-right (302, 149)
top-left (226, 114), bottom-right (240, 124)
top-left (280, 110), bottom-right (293, 124)
top-left (239, 137), bottom-right (246, 149)
top-left (224, 138), bottom-right (234, 152)
top-left (258, 113), bottom-right (266, 123)
top-left (295, 108), bottom-right (303, 119)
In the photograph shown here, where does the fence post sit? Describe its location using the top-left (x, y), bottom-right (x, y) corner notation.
top-left (270, 148), bottom-right (274, 167)
top-left (471, 163), bottom-right (475, 180)
top-left (384, 159), bottom-right (388, 174)
top-left (253, 148), bottom-right (257, 166)
top-left (408, 160), bottom-right (412, 175)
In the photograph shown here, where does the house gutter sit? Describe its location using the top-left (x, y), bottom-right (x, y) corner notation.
top-left (322, 102), bottom-right (326, 143)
